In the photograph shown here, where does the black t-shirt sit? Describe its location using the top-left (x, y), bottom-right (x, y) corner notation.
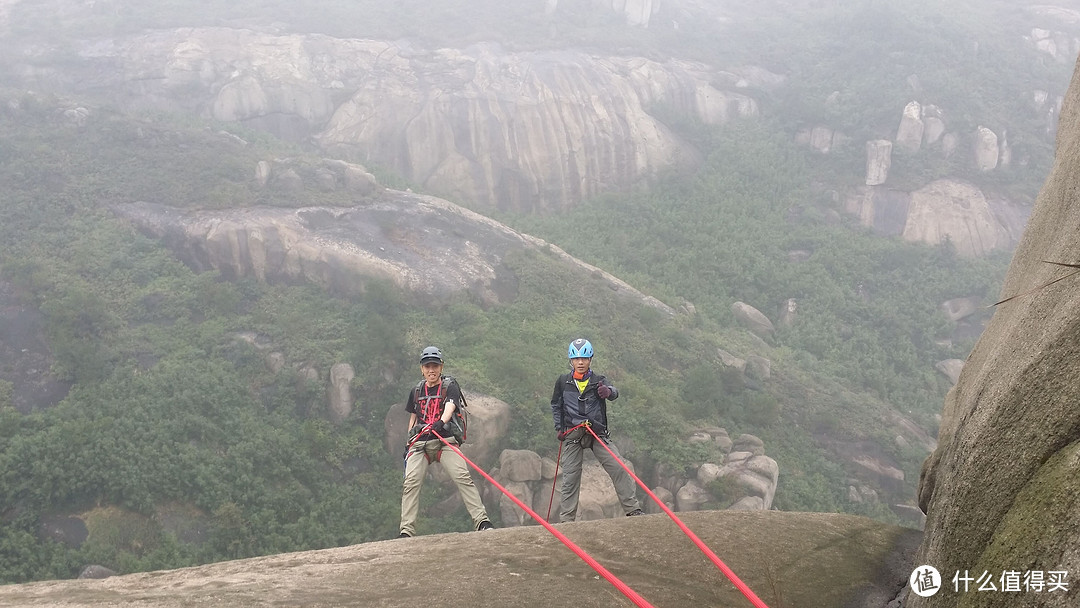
top-left (405, 377), bottom-right (463, 425)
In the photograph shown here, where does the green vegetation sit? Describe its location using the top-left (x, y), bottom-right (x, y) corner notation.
top-left (0, 0), bottom-right (1060, 585)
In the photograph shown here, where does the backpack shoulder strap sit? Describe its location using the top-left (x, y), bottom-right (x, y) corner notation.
top-left (443, 376), bottom-right (467, 407)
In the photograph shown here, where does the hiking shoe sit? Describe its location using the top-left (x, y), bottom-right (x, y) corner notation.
top-left (626, 509), bottom-right (645, 517)
top-left (398, 531), bottom-right (412, 538)
top-left (477, 520), bottom-right (494, 531)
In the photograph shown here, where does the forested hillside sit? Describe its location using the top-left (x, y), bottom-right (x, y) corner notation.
top-left (1, 0), bottom-right (1073, 584)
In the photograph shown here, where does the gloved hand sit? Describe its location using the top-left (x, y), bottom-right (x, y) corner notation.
top-left (596, 383), bottom-right (612, 399)
top-left (557, 428), bottom-right (570, 442)
top-left (431, 420), bottom-right (447, 436)
top-left (408, 423), bottom-right (425, 442)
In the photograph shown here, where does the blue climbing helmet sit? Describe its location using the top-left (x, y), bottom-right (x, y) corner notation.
top-left (568, 338), bottom-right (593, 359)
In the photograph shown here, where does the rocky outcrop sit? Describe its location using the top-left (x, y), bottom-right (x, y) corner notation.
top-left (57, 28), bottom-right (770, 212)
top-left (902, 179), bottom-right (1012, 256)
top-left (940, 296), bottom-right (981, 322)
top-left (604, 0), bottom-right (661, 27)
top-left (909, 58), bottom-right (1080, 608)
top-left (114, 188), bottom-right (674, 316)
top-left (933, 359), bottom-right (963, 385)
top-left (77, 565), bottom-right (116, 579)
top-left (326, 362), bottom-right (354, 423)
top-left (865, 140), bottom-right (892, 186)
top-left (895, 101), bottom-right (924, 153)
top-left (796, 125), bottom-right (848, 154)
top-left (974, 126), bottom-right (1000, 171)
top-left (844, 179), bottom-right (1026, 257)
top-left (731, 301), bottom-right (775, 341)
top-left (0, 510), bottom-right (923, 608)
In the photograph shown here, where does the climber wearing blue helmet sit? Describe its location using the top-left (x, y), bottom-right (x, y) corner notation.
top-left (550, 338), bottom-right (643, 521)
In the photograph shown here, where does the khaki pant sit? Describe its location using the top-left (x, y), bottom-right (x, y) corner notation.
top-left (400, 438), bottom-right (489, 536)
top-left (559, 427), bottom-right (641, 522)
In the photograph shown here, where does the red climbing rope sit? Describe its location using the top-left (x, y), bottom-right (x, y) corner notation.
top-left (583, 424), bottom-right (770, 608)
top-left (430, 430), bottom-right (655, 608)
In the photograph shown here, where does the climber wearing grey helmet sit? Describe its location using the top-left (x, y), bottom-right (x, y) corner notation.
top-left (550, 338), bottom-right (643, 521)
top-left (399, 345), bottom-right (493, 537)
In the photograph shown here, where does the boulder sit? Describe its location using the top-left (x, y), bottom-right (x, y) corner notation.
top-left (78, 565), bottom-right (117, 580)
top-left (941, 296), bottom-right (981, 322)
top-left (609, 0), bottom-right (661, 27)
top-left (731, 302), bottom-right (775, 341)
top-left (729, 496), bottom-right (765, 510)
top-left (732, 434), bottom-right (765, 455)
top-left (717, 453), bottom-right (779, 510)
top-left (697, 463), bottom-right (724, 485)
top-left (327, 362), bottom-right (354, 423)
top-left (974, 126), bottom-right (999, 171)
top-left (266, 352), bottom-right (285, 373)
top-left (716, 349), bottom-right (746, 373)
top-left (575, 461), bottom-right (622, 521)
top-left (934, 359), bottom-right (964, 385)
top-left (895, 101), bottom-right (924, 153)
top-left (646, 486), bottom-right (674, 514)
top-left (499, 450), bottom-right (543, 482)
top-left (255, 160), bottom-right (271, 188)
top-left (540, 457), bottom-right (558, 480)
top-left (865, 140), bottom-right (892, 185)
top-left (499, 481), bottom-right (533, 527)
top-left (902, 179), bottom-right (1012, 257)
top-left (923, 112), bottom-right (946, 146)
top-left (942, 132), bottom-right (958, 157)
top-left (777, 298), bottom-right (797, 328)
top-left (675, 479), bottom-right (711, 512)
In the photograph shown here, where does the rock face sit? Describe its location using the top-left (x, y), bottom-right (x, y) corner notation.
top-left (909, 59), bottom-right (1080, 608)
top-left (895, 101), bottom-right (924, 153)
top-left (114, 189), bottom-right (674, 316)
top-left (973, 126), bottom-right (1000, 171)
top-left (326, 362), bottom-right (354, 423)
top-left (61, 28), bottom-right (770, 212)
top-left (844, 179), bottom-right (1025, 257)
top-left (901, 179), bottom-right (1012, 256)
top-left (606, 0), bottom-right (661, 26)
top-left (0, 511), bottom-right (923, 608)
top-left (865, 140), bottom-right (893, 185)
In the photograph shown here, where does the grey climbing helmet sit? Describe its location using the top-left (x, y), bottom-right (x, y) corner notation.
top-left (420, 346), bottom-right (443, 364)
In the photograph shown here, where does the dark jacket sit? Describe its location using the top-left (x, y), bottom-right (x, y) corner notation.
top-left (550, 372), bottom-right (618, 435)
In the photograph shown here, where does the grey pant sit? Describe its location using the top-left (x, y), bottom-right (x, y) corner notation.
top-left (559, 427), bottom-right (641, 522)
top-left (400, 438), bottom-right (489, 536)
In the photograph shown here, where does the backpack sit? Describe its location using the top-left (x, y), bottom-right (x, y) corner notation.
top-left (413, 375), bottom-right (469, 444)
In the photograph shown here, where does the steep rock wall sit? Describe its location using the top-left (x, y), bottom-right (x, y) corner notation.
top-left (65, 28), bottom-right (765, 212)
top-left (909, 57), bottom-right (1080, 607)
